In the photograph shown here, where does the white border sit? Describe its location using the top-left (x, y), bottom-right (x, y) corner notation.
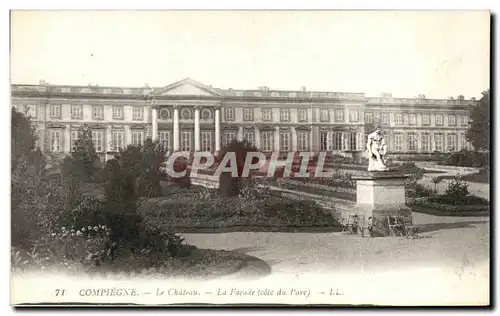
top-left (2, 1), bottom-right (498, 315)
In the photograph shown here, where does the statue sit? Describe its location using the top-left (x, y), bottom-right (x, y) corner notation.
top-left (364, 127), bottom-right (389, 172)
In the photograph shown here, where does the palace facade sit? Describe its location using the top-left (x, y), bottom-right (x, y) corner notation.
top-left (11, 78), bottom-right (475, 162)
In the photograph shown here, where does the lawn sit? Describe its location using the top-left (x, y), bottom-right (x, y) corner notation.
top-left (437, 171), bottom-right (490, 184)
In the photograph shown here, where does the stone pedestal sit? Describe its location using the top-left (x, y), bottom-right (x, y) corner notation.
top-left (352, 171), bottom-right (412, 237)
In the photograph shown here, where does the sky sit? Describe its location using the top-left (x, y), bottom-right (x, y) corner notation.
top-left (9, 10), bottom-right (490, 99)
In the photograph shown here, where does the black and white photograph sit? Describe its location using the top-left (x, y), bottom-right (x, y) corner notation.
top-left (9, 9), bottom-right (491, 306)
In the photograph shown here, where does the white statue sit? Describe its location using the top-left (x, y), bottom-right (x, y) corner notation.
top-left (364, 127), bottom-right (389, 172)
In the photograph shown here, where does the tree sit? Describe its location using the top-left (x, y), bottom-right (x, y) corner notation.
top-left (217, 139), bottom-right (258, 197)
top-left (467, 90), bottom-right (490, 151)
top-left (71, 125), bottom-right (101, 181)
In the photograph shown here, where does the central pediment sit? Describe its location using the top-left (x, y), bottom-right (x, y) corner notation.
top-left (153, 78), bottom-right (221, 97)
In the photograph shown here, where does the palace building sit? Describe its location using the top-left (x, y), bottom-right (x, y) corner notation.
top-left (11, 77), bottom-right (475, 162)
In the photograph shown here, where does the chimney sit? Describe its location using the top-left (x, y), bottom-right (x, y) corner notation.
top-left (39, 80), bottom-right (46, 85)
top-left (300, 86), bottom-right (306, 92)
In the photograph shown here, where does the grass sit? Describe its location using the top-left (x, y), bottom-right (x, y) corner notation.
top-left (437, 171), bottom-right (490, 184)
top-left (273, 181), bottom-right (356, 201)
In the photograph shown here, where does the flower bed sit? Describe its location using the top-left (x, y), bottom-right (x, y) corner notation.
top-left (408, 196), bottom-right (490, 216)
top-left (271, 180), bottom-right (356, 202)
top-left (137, 196), bottom-right (341, 232)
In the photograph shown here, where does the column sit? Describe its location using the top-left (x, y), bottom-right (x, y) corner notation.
top-left (194, 106), bottom-right (200, 151)
top-left (173, 106), bottom-right (180, 151)
top-left (274, 126), bottom-right (280, 152)
top-left (291, 127), bottom-right (298, 151)
top-left (326, 130), bottom-right (332, 151)
top-left (215, 106), bottom-right (221, 152)
top-left (237, 126), bottom-right (244, 141)
top-left (254, 128), bottom-right (261, 149)
top-left (64, 125), bottom-right (71, 154)
top-left (152, 106), bottom-right (158, 141)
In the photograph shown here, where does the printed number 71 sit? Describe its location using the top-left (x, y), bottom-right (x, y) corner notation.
top-left (55, 289), bottom-right (66, 296)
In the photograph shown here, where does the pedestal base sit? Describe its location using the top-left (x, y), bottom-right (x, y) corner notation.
top-left (352, 171), bottom-right (412, 237)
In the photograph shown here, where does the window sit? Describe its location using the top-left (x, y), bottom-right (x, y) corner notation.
top-left (395, 134), bottom-right (404, 152)
top-left (461, 115), bottom-right (469, 126)
top-left (280, 109), bottom-right (290, 122)
top-left (334, 109), bottom-right (344, 122)
top-left (422, 114), bottom-right (430, 126)
top-left (201, 131), bottom-right (212, 151)
top-left (364, 112), bottom-right (373, 123)
top-left (243, 108), bottom-right (253, 121)
top-left (70, 130), bottom-right (80, 151)
top-left (201, 109), bottom-right (212, 120)
top-left (280, 132), bottom-right (290, 151)
top-left (92, 130), bottom-right (104, 152)
top-left (297, 132), bottom-right (309, 151)
top-left (224, 108), bottom-right (235, 121)
top-left (160, 108), bottom-right (171, 120)
top-left (332, 132), bottom-right (342, 150)
top-left (181, 108), bottom-right (192, 120)
top-left (320, 132), bottom-right (328, 151)
top-left (113, 106), bottom-right (123, 120)
top-left (448, 115), bottom-right (456, 126)
top-left (407, 133), bottom-right (417, 151)
top-left (447, 133), bottom-right (457, 151)
top-left (112, 131), bottom-right (124, 152)
top-left (49, 130), bottom-right (61, 152)
top-left (298, 109), bottom-right (308, 122)
top-left (320, 109), bottom-right (329, 122)
top-left (434, 134), bottom-right (444, 151)
top-left (24, 104), bottom-right (36, 118)
top-left (224, 132), bottom-right (236, 146)
top-left (262, 109), bottom-right (272, 121)
top-left (133, 107), bottom-right (143, 120)
top-left (49, 105), bottom-right (61, 119)
top-left (395, 114), bottom-right (403, 125)
top-left (381, 113), bottom-right (389, 125)
top-left (421, 134), bottom-right (430, 152)
top-left (348, 133), bottom-right (357, 151)
top-left (408, 114), bottom-right (416, 125)
top-left (71, 105), bottom-right (82, 119)
top-left (132, 131), bottom-right (144, 146)
top-left (349, 110), bottom-right (359, 122)
top-left (435, 115), bottom-right (444, 126)
top-left (92, 106), bottom-right (104, 119)
top-left (159, 131), bottom-right (170, 151)
top-left (460, 133), bottom-right (468, 150)
top-left (180, 131), bottom-right (191, 151)
top-left (261, 131), bottom-right (273, 151)
top-left (243, 131), bottom-right (254, 145)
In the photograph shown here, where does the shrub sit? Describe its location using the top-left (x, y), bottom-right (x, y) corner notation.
top-left (427, 195), bottom-right (488, 206)
top-left (445, 174), bottom-right (469, 197)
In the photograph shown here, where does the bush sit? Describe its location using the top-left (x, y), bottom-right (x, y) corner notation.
top-left (439, 150), bottom-right (489, 167)
top-left (427, 195), bottom-right (489, 206)
top-left (444, 174), bottom-right (469, 197)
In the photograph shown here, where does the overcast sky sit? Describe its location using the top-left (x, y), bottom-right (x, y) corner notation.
top-left (10, 10), bottom-right (490, 98)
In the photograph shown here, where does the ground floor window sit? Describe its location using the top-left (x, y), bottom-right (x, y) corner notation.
top-left (447, 133), bottom-right (457, 152)
top-left (92, 130), bottom-right (104, 152)
top-left (320, 132), bottom-right (328, 151)
top-left (280, 132), bottom-right (290, 151)
top-left (180, 131), bottom-right (192, 151)
top-left (49, 130), bottom-right (62, 152)
top-left (434, 134), bottom-right (444, 151)
top-left (224, 131), bottom-right (236, 146)
top-left (407, 133), bottom-right (417, 151)
top-left (131, 131), bottom-right (144, 147)
top-left (348, 133), bottom-right (357, 151)
top-left (297, 132), bottom-right (309, 151)
top-left (243, 131), bottom-right (254, 146)
top-left (394, 134), bottom-right (404, 152)
top-left (261, 131), bottom-right (273, 151)
top-left (112, 130), bottom-right (125, 152)
top-left (332, 132), bottom-right (342, 150)
top-left (201, 131), bottom-right (212, 152)
top-left (421, 133), bottom-right (430, 152)
top-left (159, 131), bottom-right (170, 151)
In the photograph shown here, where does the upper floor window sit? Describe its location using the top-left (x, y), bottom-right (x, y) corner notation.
top-left (23, 104), bottom-right (36, 118)
top-left (422, 114), bottom-right (430, 126)
top-left (160, 108), bottom-right (171, 120)
top-left (92, 105), bottom-right (104, 120)
top-left (395, 114), bottom-right (403, 125)
top-left (381, 113), bottom-right (389, 125)
top-left (113, 106), bottom-right (124, 120)
top-left (201, 108), bottom-right (213, 120)
top-left (133, 107), bottom-right (144, 120)
top-left (50, 105), bottom-right (61, 119)
top-left (334, 109), bottom-right (343, 122)
top-left (224, 108), bottom-right (235, 121)
top-left (349, 110), bottom-right (359, 122)
top-left (243, 108), bottom-right (253, 121)
top-left (318, 109), bottom-right (329, 122)
top-left (364, 112), bottom-right (373, 124)
top-left (280, 109), bottom-right (290, 122)
top-left (448, 115), bottom-right (456, 126)
top-left (298, 109), bottom-right (308, 122)
top-left (435, 114), bottom-right (444, 126)
top-left (262, 109), bottom-right (272, 121)
top-left (461, 115), bottom-right (469, 126)
top-left (71, 105), bottom-right (83, 120)
top-left (408, 114), bottom-right (416, 125)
